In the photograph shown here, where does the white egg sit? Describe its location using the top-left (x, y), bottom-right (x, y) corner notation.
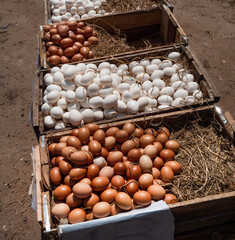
top-left (148, 98), bottom-right (158, 107)
top-left (100, 69), bottom-right (111, 77)
top-left (44, 116), bottom-right (56, 128)
top-left (173, 89), bottom-right (188, 99)
top-left (172, 63), bottom-right (182, 70)
top-left (103, 95), bottom-right (118, 108)
top-left (118, 64), bottom-right (128, 71)
top-left (163, 67), bottom-right (176, 77)
top-left (70, 6), bottom-right (77, 14)
top-left (80, 72), bottom-right (95, 86)
top-left (170, 74), bottom-right (181, 84)
top-left (122, 91), bottom-right (133, 103)
top-left (185, 96), bottom-right (195, 104)
top-left (98, 62), bottom-right (111, 71)
top-left (193, 90), bottom-right (203, 99)
top-left (57, 98), bottom-right (68, 109)
top-left (94, 0), bottom-right (101, 7)
top-left (118, 83), bottom-right (130, 94)
top-left (69, 109), bottom-right (83, 126)
top-left (61, 64), bottom-right (70, 72)
top-left (65, 90), bottom-right (76, 102)
top-left (171, 81), bottom-right (186, 90)
top-left (151, 59), bottom-right (161, 65)
top-left (104, 109), bottom-right (117, 119)
top-left (80, 97), bottom-right (90, 108)
top-left (74, 75), bottom-right (82, 86)
top-left (168, 52), bottom-right (180, 60)
top-left (54, 121), bottom-right (66, 130)
top-left (111, 73), bottom-right (121, 89)
top-left (51, 16), bottom-right (60, 23)
top-left (132, 65), bottom-right (145, 75)
top-left (127, 100), bottom-right (139, 114)
top-left (93, 156), bottom-right (106, 168)
top-left (64, 65), bottom-right (77, 80)
top-left (59, 6), bottom-right (67, 14)
top-left (172, 98), bottom-right (184, 107)
top-left (87, 83), bottom-right (99, 97)
top-left (82, 109), bottom-right (94, 123)
top-left (93, 108), bottom-right (104, 121)
top-left (88, 10), bottom-right (96, 17)
top-left (63, 112), bottom-right (70, 124)
top-left (113, 90), bottom-right (121, 99)
top-left (44, 74), bottom-right (53, 86)
top-left (47, 90), bottom-right (60, 104)
top-left (146, 64), bottom-right (159, 75)
top-left (160, 87), bottom-right (175, 96)
top-left (117, 69), bottom-right (128, 76)
top-left (44, 89), bottom-right (48, 96)
top-left (43, 95), bottom-right (48, 103)
top-left (76, 63), bottom-right (87, 74)
top-left (93, 77), bottom-right (101, 86)
top-left (140, 59), bottom-right (150, 67)
top-left (61, 80), bottom-right (75, 91)
top-left (148, 87), bottom-right (159, 98)
top-left (53, 71), bottom-right (64, 85)
top-left (50, 106), bottom-right (63, 119)
top-left (183, 74), bottom-right (195, 83)
top-left (53, 0), bottom-right (61, 8)
top-left (85, 2), bottom-right (94, 11)
top-left (159, 60), bottom-right (172, 70)
top-left (185, 82), bottom-right (199, 94)
top-left (129, 61), bottom-right (140, 70)
top-left (89, 96), bottom-right (103, 108)
top-left (151, 70), bottom-right (164, 80)
top-left (87, 63), bottom-right (97, 71)
top-left (46, 84), bottom-right (62, 92)
top-left (41, 103), bottom-right (52, 114)
top-left (158, 105), bottom-right (170, 109)
top-left (115, 100), bottom-right (127, 113)
top-left (130, 84), bottom-right (141, 99)
top-left (158, 95), bottom-right (173, 105)
top-left (61, 14), bottom-right (70, 21)
top-left (81, 14), bottom-right (89, 19)
top-left (75, 0), bottom-right (83, 6)
top-left (136, 73), bottom-right (150, 82)
top-left (67, 102), bottom-right (81, 111)
top-left (137, 97), bottom-right (149, 110)
top-left (152, 79), bottom-right (165, 89)
top-left (100, 75), bottom-right (113, 87)
top-left (73, 14), bottom-right (81, 21)
top-left (60, 90), bottom-right (66, 98)
top-left (99, 87), bottom-right (113, 98)
top-left (143, 81), bottom-right (152, 91)
top-left (75, 86), bottom-right (87, 101)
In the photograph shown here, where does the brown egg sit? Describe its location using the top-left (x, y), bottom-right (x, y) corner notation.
top-left (93, 202), bottom-right (111, 218)
top-left (55, 156), bottom-right (64, 166)
top-left (125, 179), bottom-right (139, 196)
top-left (74, 27), bottom-right (84, 35)
top-left (138, 173), bottom-right (154, 189)
top-left (67, 21), bottom-right (78, 30)
top-left (83, 193), bottom-right (100, 208)
top-left (115, 192), bottom-right (132, 210)
top-left (106, 127), bottom-right (119, 137)
top-left (114, 162), bottom-right (126, 175)
top-left (59, 160), bottom-right (72, 175)
top-left (110, 203), bottom-right (122, 216)
top-left (107, 151), bottom-right (123, 166)
top-left (164, 193), bottom-right (178, 204)
top-left (69, 167), bottom-right (87, 180)
top-left (77, 21), bottom-right (85, 28)
top-left (132, 137), bottom-right (139, 148)
top-left (66, 136), bottom-right (81, 149)
top-left (158, 127), bottom-right (170, 137)
top-left (61, 56), bottom-right (70, 64)
top-left (51, 34), bottom-right (62, 44)
top-left (51, 157), bottom-right (57, 167)
top-left (50, 167), bottom-right (62, 185)
top-left (54, 185), bottom-right (71, 200)
top-left (77, 127), bottom-right (90, 144)
top-left (99, 166), bottom-right (114, 180)
top-left (160, 149), bottom-right (175, 162)
top-left (111, 175), bottom-right (125, 189)
top-left (64, 175), bottom-right (77, 187)
top-left (66, 193), bottom-right (83, 207)
top-left (71, 129), bottom-right (79, 136)
top-left (123, 156), bottom-right (128, 162)
top-left (49, 28), bottom-right (57, 36)
top-left (122, 123), bottom-right (135, 137)
top-left (68, 208), bottom-right (86, 224)
top-left (80, 178), bottom-right (91, 185)
top-left (75, 34), bottom-right (85, 43)
top-left (86, 210), bottom-right (94, 221)
top-left (104, 136), bottom-right (116, 150)
top-left (44, 32), bottom-right (51, 41)
top-left (46, 41), bottom-right (54, 48)
top-left (43, 25), bottom-right (52, 32)
top-left (156, 134), bottom-right (168, 146)
top-left (121, 140), bottom-right (136, 155)
top-left (164, 161), bottom-right (181, 174)
top-left (101, 147), bottom-right (109, 159)
top-left (135, 128), bottom-right (144, 137)
top-left (91, 176), bottom-right (110, 191)
top-left (115, 130), bottom-right (128, 143)
top-left (93, 129), bottom-right (106, 144)
top-left (123, 160), bottom-right (132, 168)
top-left (88, 50), bottom-right (94, 59)
top-left (152, 167), bottom-right (161, 179)
top-left (68, 31), bottom-right (76, 41)
top-left (165, 140), bottom-right (180, 152)
top-left (61, 146), bottom-right (77, 160)
top-left (73, 182), bottom-right (92, 198)
top-left (48, 55), bottom-right (61, 66)
top-left (85, 123), bottom-right (99, 135)
top-left (139, 155), bottom-right (153, 172)
top-left (88, 140), bottom-right (102, 156)
top-left (139, 148), bottom-right (144, 155)
top-left (83, 41), bottom-right (91, 47)
top-left (56, 21), bottom-right (67, 27)
top-left (73, 41), bottom-right (83, 50)
top-left (80, 47), bottom-right (90, 58)
top-left (84, 26), bottom-right (93, 38)
top-left (51, 203), bottom-right (70, 218)
top-left (153, 142), bottom-right (163, 155)
top-left (144, 145), bottom-right (158, 158)
top-left (133, 190), bottom-right (152, 206)
top-left (145, 128), bottom-right (158, 137)
top-left (87, 36), bottom-right (98, 45)
top-left (64, 47), bottom-right (76, 57)
top-left (126, 164), bottom-right (142, 180)
top-left (48, 46), bottom-right (59, 56)
top-left (57, 25), bottom-right (69, 37)
top-left (147, 184), bottom-right (165, 200)
top-left (87, 164), bottom-right (100, 180)
top-left (70, 151), bottom-right (88, 165)
top-left (160, 166), bottom-right (174, 182)
top-left (153, 156), bottom-right (164, 169)
top-left (127, 149), bottom-right (141, 162)
top-left (60, 38), bottom-right (73, 48)
top-left (139, 134), bottom-right (155, 147)
top-left (100, 189), bottom-right (117, 203)
top-left (48, 143), bottom-right (57, 155)
top-left (60, 136), bottom-right (69, 143)
top-left (153, 179), bottom-right (164, 185)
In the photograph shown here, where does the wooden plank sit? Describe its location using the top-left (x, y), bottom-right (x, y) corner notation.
top-left (160, 4), bottom-right (169, 44)
top-left (43, 0), bottom-right (49, 25)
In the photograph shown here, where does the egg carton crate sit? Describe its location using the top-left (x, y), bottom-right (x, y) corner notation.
top-left (33, 105), bottom-right (235, 239)
top-left (39, 2), bottom-right (187, 69)
top-left (43, 0), bottom-right (173, 25)
top-left (32, 45), bottom-right (220, 135)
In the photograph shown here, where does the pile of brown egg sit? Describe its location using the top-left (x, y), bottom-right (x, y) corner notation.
top-left (43, 21), bottom-right (98, 66)
top-left (48, 122), bottom-right (181, 224)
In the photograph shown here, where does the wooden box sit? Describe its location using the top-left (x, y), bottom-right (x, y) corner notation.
top-left (39, 2), bottom-right (187, 68)
top-left (34, 105), bottom-right (235, 239)
top-left (32, 45), bottom-right (220, 135)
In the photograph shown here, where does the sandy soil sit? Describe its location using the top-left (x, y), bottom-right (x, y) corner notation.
top-left (0, 0), bottom-right (234, 239)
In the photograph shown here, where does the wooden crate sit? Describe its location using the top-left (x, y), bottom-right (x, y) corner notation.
top-left (35, 105), bottom-right (235, 239)
top-left (39, 2), bottom-right (187, 68)
top-left (32, 45), bottom-right (220, 135)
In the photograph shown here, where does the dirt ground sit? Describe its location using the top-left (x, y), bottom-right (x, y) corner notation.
top-left (0, 0), bottom-right (234, 239)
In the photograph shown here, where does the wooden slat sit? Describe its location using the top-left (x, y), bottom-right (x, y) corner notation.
top-left (160, 4), bottom-right (169, 44)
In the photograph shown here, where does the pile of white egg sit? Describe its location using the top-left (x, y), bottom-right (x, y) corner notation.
top-left (41, 51), bottom-right (203, 129)
top-left (49, 0), bottom-right (109, 23)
